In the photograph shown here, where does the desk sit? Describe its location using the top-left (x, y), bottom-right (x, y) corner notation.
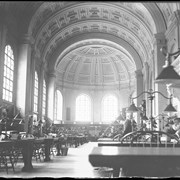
top-left (89, 146), bottom-right (180, 177)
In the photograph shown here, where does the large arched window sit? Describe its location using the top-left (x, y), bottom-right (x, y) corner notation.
top-left (75, 94), bottom-right (91, 122)
top-left (102, 94), bottom-right (118, 123)
top-left (33, 71), bottom-right (38, 113)
top-left (42, 79), bottom-right (46, 116)
top-left (3, 45), bottom-right (14, 102)
top-left (54, 90), bottom-right (63, 122)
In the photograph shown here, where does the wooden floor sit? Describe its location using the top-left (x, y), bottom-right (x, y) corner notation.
top-left (0, 142), bottom-right (113, 178)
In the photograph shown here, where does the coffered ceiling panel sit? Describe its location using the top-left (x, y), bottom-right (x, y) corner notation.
top-left (56, 43), bottom-right (136, 87)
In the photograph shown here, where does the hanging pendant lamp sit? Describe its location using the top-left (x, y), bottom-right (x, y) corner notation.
top-left (155, 55), bottom-right (180, 84)
top-left (164, 102), bottom-right (177, 112)
top-left (127, 101), bottom-right (139, 112)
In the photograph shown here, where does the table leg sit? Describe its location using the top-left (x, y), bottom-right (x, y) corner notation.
top-left (44, 140), bottom-right (51, 162)
top-left (56, 142), bottom-right (61, 156)
top-left (21, 141), bottom-right (34, 172)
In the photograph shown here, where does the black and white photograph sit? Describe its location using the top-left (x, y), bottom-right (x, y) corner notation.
top-left (0, 1), bottom-right (180, 178)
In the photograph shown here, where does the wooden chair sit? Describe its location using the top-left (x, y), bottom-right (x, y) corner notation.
top-left (0, 141), bottom-right (16, 174)
top-left (33, 141), bottom-right (45, 162)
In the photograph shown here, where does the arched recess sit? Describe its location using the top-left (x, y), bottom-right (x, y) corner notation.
top-left (46, 32), bottom-right (143, 74)
top-left (143, 3), bottom-right (167, 33)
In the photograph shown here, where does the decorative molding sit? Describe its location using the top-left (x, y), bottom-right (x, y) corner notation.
top-left (31, 3), bottom-right (153, 66)
top-left (55, 44), bottom-right (136, 88)
top-left (19, 34), bottom-right (35, 45)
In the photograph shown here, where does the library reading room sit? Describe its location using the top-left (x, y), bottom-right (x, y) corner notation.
top-left (1, 1), bottom-right (180, 178)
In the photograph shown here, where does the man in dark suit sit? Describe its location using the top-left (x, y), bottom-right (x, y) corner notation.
top-left (122, 118), bottom-right (132, 136)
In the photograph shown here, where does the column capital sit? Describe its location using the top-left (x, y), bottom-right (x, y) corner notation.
top-left (144, 61), bottom-right (149, 69)
top-left (153, 32), bottom-right (167, 46)
top-left (48, 71), bottom-right (56, 78)
top-left (20, 34), bottom-right (35, 45)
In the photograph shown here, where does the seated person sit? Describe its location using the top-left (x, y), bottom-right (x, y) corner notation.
top-left (165, 117), bottom-right (180, 138)
top-left (122, 118), bottom-right (133, 136)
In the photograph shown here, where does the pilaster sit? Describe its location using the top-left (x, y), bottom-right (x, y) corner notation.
top-left (47, 71), bottom-right (56, 121)
top-left (0, 25), bottom-right (7, 106)
top-left (16, 33), bottom-right (33, 132)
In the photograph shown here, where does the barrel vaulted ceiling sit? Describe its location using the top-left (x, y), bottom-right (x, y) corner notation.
top-left (1, 1), bottom-right (179, 89)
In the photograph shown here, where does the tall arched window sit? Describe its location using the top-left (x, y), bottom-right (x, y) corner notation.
top-left (34, 71), bottom-right (38, 113)
top-left (54, 90), bottom-right (63, 122)
top-left (76, 94), bottom-right (91, 122)
top-left (102, 94), bottom-right (118, 123)
top-left (42, 79), bottom-right (46, 116)
top-left (3, 45), bottom-right (14, 102)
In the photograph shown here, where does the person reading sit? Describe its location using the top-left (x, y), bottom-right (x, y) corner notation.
top-left (165, 117), bottom-right (180, 138)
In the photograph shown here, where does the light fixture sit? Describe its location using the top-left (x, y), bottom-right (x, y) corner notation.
top-left (155, 11), bottom-right (180, 84)
top-left (164, 103), bottom-right (177, 112)
top-left (142, 115), bottom-right (149, 121)
top-left (127, 89), bottom-right (177, 131)
top-left (116, 114), bottom-right (124, 121)
top-left (164, 95), bottom-right (177, 112)
top-left (155, 51), bottom-right (180, 84)
top-left (126, 101), bottom-right (139, 112)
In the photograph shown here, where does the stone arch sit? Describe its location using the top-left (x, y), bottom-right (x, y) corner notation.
top-left (47, 32), bottom-right (143, 74)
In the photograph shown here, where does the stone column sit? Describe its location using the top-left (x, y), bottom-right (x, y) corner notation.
top-left (47, 71), bottom-right (56, 121)
top-left (153, 33), bottom-right (168, 130)
top-left (135, 69), bottom-right (143, 126)
top-left (143, 62), bottom-right (150, 92)
top-left (16, 34), bottom-right (34, 132)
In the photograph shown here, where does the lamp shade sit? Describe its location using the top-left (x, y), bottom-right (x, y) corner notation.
top-left (127, 103), bottom-right (139, 112)
top-left (164, 103), bottom-right (177, 112)
top-left (155, 65), bottom-right (180, 84)
top-left (142, 115), bottom-right (149, 121)
top-left (116, 114), bottom-right (124, 121)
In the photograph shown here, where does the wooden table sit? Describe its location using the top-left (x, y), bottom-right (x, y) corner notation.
top-left (98, 141), bottom-right (180, 147)
top-left (89, 146), bottom-right (180, 177)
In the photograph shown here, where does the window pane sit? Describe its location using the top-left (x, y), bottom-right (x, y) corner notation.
top-left (3, 45), bottom-right (14, 102)
top-left (75, 94), bottom-right (91, 122)
top-left (102, 95), bottom-right (118, 123)
top-left (54, 90), bottom-right (63, 122)
top-left (42, 80), bottom-right (46, 116)
top-left (34, 72), bottom-right (38, 112)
